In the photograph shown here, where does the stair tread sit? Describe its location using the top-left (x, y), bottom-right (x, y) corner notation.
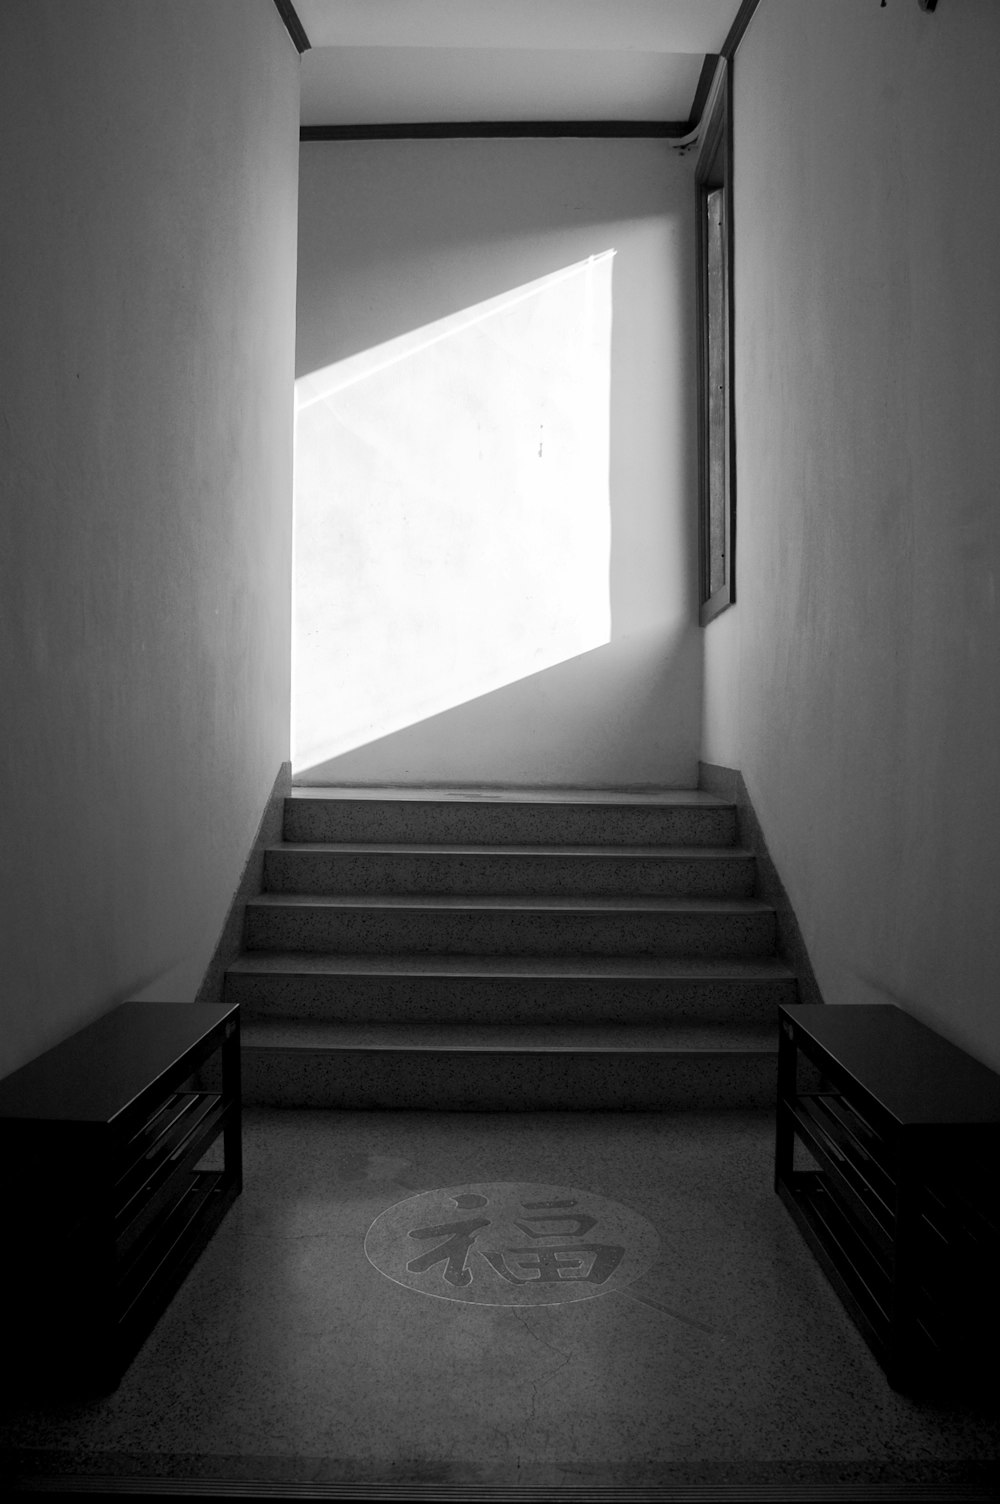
top-left (228, 952), bottom-right (795, 980)
top-left (288, 786), bottom-right (731, 807)
top-left (245, 893), bottom-right (774, 913)
top-left (241, 1018), bottom-right (778, 1054)
top-left (268, 842), bottom-right (752, 859)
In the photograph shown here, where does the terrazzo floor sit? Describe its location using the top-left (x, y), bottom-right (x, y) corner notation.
top-left (2, 1110), bottom-right (997, 1497)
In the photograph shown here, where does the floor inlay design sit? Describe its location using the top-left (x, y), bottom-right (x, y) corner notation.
top-left (364, 1181), bottom-right (659, 1306)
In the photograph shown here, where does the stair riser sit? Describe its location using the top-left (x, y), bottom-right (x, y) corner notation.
top-left (243, 907), bottom-right (776, 957)
top-left (226, 971), bottom-right (795, 1025)
top-left (284, 801), bottom-right (736, 848)
top-left (240, 1046), bottom-right (778, 1110)
top-left (264, 850), bottom-right (756, 899)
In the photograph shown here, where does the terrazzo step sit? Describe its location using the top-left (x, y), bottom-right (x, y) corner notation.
top-left (242, 893), bottom-right (777, 958)
top-left (239, 1018), bottom-right (780, 1109)
top-left (284, 787), bottom-right (736, 848)
top-left (263, 842), bottom-right (757, 898)
top-left (226, 953), bottom-right (797, 1025)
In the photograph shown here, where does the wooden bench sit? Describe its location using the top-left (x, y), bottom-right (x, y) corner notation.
top-left (0, 1001), bottom-right (241, 1393)
top-left (776, 1003), bottom-right (1000, 1391)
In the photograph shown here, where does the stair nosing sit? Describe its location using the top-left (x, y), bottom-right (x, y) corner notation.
top-left (266, 842), bottom-right (753, 859)
top-left (227, 952), bottom-right (795, 979)
top-left (240, 1020), bottom-right (778, 1054)
top-left (287, 786), bottom-right (734, 807)
top-left (244, 893), bottom-right (775, 913)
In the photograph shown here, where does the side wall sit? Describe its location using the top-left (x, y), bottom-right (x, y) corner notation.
top-left (703, 0), bottom-right (1000, 1068)
top-left (294, 139), bottom-right (702, 788)
top-left (0, 0), bottom-right (299, 1076)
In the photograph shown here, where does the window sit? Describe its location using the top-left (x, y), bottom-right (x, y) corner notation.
top-left (696, 63), bottom-right (735, 624)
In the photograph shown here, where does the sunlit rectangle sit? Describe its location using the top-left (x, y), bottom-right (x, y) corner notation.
top-left (292, 252), bottom-right (614, 772)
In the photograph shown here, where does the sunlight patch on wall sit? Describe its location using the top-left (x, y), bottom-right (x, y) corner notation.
top-left (292, 252), bottom-right (614, 773)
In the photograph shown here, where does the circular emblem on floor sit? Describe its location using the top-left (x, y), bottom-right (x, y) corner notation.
top-left (364, 1181), bottom-right (659, 1306)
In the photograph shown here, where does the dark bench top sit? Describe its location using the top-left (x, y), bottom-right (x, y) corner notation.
top-left (780, 1004), bottom-right (1000, 1128)
top-left (0, 1001), bottom-right (237, 1127)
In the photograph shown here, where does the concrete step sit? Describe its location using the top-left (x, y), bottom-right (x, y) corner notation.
top-left (284, 787), bottom-right (736, 848)
top-left (226, 952), bottom-right (796, 1025)
top-left (263, 842), bottom-right (757, 898)
top-left (242, 893), bottom-right (777, 958)
top-left (239, 1017), bottom-right (780, 1110)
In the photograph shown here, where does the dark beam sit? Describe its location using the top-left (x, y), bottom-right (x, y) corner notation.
top-left (720, 0), bottom-right (761, 60)
top-left (272, 0), bottom-right (310, 54)
top-left (300, 120), bottom-right (692, 142)
top-left (687, 54), bottom-right (720, 131)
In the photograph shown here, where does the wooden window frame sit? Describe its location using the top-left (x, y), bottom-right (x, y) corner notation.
top-left (696, 62), bottom-right (736, 626)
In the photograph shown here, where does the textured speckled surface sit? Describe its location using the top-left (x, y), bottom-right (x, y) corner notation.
top-left (283, 791), bottom-right (737, 847)
top-left (263, 843), bottom-right (758, 898)
top-left (239, 1020), bottom-right (779, 1108)
top-left (227, 953), bottom-right (798, 1025)
top-left (2, 1110), bottom-right (996, 1492)
top-left (228, 788), bottom-right (790, 1112)
top-left (244, 893), bottom-right (778, 958)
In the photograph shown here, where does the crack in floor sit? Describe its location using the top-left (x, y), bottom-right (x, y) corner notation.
top-left (510, 1308), bottom-right (577, 1428)
top-left (623, 1289), bottom-right (717, 1334)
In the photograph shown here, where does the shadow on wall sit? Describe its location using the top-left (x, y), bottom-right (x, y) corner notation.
top-left (293, 257), bottom-right (616, 778)
top-left (294, 141), bottom-right (689, 379)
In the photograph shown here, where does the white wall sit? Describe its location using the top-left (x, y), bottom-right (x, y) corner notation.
top-left (295, 139), bottom-right (702, 787)
top-left (703, 0), bottom-right (1000, 1069)
top-left (0, 1), bottom-right (299, 1077)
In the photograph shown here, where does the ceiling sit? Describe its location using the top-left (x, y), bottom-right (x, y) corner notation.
top-left (294, 1), bottom-right (743, 127)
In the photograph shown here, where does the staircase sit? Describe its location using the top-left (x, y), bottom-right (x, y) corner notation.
top-left (226, 788), bottom-right (798, 1109)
